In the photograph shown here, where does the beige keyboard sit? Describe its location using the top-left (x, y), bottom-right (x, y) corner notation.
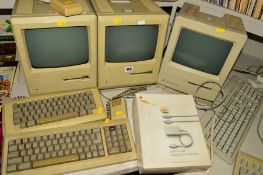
top-left (1, 97), bottom-right (137, 175)
top-left (233, 151), bottom-right (263, 175)
top-left (3, 89), bottom-right (106, 135)
top-left (201, 76), bottom-right (263, 164)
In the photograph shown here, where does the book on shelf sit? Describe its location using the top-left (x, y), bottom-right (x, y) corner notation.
top-left (235, 0), bottom-right (241, 11)
top-left (229, 0), bottom-right (236, 10)
top-left (0, 59), bottom-right (18, 104)
top-left (253, 0), bottom-right (263, 19)
top-left (246, 0), bottom-right (257, 16)
top-left (0, 42), bottom-right (16, 56)
top-left (0, 14), bottom-right (17, 71)
top-left (239, 0), bottom-right (249, 14)
top-left (260, 5), bottom-right (263, 19)
top-left (0, 15), bottom-right (14, 42)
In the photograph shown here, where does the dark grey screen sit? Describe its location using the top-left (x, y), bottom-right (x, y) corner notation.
top-left (105, 25), bottom-right (159, 62)
top-left (25, 27), bottom-right (89, 68)
top-left (172, 28), bottom-right (233, 75)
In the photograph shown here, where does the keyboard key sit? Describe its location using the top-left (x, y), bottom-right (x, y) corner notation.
top-left (6, 164), bottom-right (17, 173)
top-left (37, 112), bottom-right (78, 125)
top-left (233, 152), bottom-right (263, 175)
top-left (33, 154), bottom-right (79, 168)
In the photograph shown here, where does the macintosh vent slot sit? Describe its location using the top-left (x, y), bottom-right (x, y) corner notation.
top-left (130, 71), bottom-right (153, 75)
top-left (63, 75), bottom-right (90, 82)
top-left (188, 82), bottom-right (212, 90)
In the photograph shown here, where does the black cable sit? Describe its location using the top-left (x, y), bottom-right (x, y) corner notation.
top-left (193, 81), bottom-right (238, 123)
top-left (193, 81), bottom-right (225, 111)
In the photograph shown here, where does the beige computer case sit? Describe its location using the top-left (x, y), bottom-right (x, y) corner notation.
top-left (91, 0), bottom-right (169, 89)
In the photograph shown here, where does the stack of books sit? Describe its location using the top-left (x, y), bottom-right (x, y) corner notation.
top-left (0, 14), bottom-right (18, 156)
top-left (0, 15), bottom-right (16, 59)
top-left (203, 0), bottom-right (263, 20)
top-left (0, 15), bottom-right (18, 104)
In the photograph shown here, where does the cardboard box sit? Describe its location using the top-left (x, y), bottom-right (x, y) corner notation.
top-left (133, 93), bottom-right (211, 174)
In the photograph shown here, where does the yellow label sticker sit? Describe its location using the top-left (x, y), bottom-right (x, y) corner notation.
top-left (97, 107), bottom-right (104, 114)
top-left (115, 111), bottom-right (123, 116)
top-left (56, 20), bottom-right (67, 26)
top-left (113, 18), bottom-right (122, 24)
top-left (216, 28), bottom-right (225, 33)
top-left (105, 118), bottom-right (110, 124)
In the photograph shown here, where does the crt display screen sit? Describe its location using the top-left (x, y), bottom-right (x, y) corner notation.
top-left (105, 25), bottom-right (159, 63)
top-left (25, 27), bottom-right (89, 68)
top-left (172, 28), bottom-right (233, 75)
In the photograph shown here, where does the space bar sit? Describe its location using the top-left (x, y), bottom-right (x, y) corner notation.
top-left (36, 112), bottom-right (79, 125)
top-left (33, 154), bottom-right (79, 168)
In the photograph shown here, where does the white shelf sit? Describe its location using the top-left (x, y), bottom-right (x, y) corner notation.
top-left (174, 0), bottom-right (263, 37)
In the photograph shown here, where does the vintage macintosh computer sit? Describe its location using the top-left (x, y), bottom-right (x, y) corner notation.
top-left (158, 3), bottom-right (247, 101)
top-left (156, 4), bottom-right (263, 175)
top-left (11, 0), bottom-right (97, 96)
top-left (91, 0), bottom-right (169, 89)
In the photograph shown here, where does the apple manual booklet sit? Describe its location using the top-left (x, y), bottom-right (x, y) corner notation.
top-left (133, 93), bottom-right (211, 174)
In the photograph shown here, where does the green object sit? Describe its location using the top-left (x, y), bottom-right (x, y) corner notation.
top-left (5, 20), bottom-right (12, 33)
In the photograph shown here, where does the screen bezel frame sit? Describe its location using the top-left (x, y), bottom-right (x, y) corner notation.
top-left (170, 27), bottom-right (234, 76)
top-left (163, 16), bottom-right (245, 84)
top-left (98, 15), bottom-right (168, 89)
top-left (104, 24), bottom-right (159, 63)
top-left (24, 26), bottom-right (90, 69)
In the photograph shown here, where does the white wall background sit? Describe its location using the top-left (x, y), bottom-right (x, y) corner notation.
top-left (0, 0), bottom-right (15, 9)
